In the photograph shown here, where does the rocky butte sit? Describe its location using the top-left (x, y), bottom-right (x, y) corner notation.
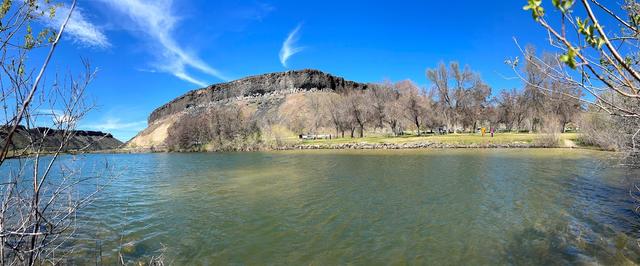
top-left (128, 69), bottom-right (373, 149)
top-left (1, 125), bottom-right (123, 152)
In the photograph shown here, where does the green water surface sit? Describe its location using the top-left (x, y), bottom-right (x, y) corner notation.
top-left (52, 149), bottom-right (640, 264)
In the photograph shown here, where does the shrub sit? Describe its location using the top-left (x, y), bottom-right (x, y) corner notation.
top-left (165, 104), bottom-right (262, 151)
top-left (533, 116), bottom-right (560, 147)
top-left (577, 112), bottom-right (630, 151)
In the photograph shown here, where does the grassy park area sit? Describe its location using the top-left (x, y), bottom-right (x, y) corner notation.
top-left (299, 132), bottom-right (580, 147)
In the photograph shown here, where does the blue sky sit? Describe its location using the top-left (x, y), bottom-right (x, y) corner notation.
top-left (41, 0), bottom-right (574, 141)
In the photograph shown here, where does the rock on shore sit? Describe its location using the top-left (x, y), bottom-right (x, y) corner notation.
top-left (276, 142), bottom-right (537, 150)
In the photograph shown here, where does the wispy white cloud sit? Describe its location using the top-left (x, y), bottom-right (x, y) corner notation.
top-left (35, 109), bottom-right (74, 126)
top-left (279, 24), bottom-right (304, 68)
top-left (98, 0), bottom-right (228, 86)
top-left (42, 2), bottom-right (109, 48)
top-left (229, 2), bottom-right (275, 24)
top-left (173, 69), bottom-right (208, 87)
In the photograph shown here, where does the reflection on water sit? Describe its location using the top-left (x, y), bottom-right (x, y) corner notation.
top-left (6, 149), bottom-right (640, 264)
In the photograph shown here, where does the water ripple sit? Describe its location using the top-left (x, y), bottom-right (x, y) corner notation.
top-left (5, 149), bottom-right (637, 264)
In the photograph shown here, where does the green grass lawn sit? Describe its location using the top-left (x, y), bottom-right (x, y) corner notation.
top-left (300, 132), bottom-right (579, 146)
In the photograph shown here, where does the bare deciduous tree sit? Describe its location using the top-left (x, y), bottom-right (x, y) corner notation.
top-left (326, 94), bottom-right (347, 138)
top-left (344, 90), bottom-right (369, 138)
top-left (0, 1), bottom-right (121, 264)
top-left (396, 80), bottom-right (427, 135)
top-left (427, 62), bottom-right (491, 132)
top-left (497, 88), bottom-right (522, 131)
top-left (306, 92), bottom-right (328, 135)
top-left (516, 0), bottom-right (640, 154)
top-left (381, 83), bottom-right (405, 136)
top-left (366, 84), bottom-right (389, 131)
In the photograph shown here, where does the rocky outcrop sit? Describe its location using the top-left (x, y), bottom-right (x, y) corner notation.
top-left (128, 69), bottom-right (373, 149)
top-left (1, 125), bottom-right (124, 152)
top-left (148, 69), bottom-right (372, 124)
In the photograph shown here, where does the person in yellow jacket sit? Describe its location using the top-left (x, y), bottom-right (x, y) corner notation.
top-left (481, 127), bottom-right (486, 137)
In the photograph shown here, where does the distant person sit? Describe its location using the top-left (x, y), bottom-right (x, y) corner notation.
top-left (490, 127), bottom-right (494, 137)
top-left (481, 127), bottom-right (486, 137)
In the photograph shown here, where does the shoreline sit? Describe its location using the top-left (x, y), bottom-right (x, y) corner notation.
top-left (276, 141), bottom-right (550, 150)
top-left (5, 143), bottom-right (607, 159)
top-left (9, 133), bottom-right (609, 156)
top-left (117, 140), bottom-right (605, 154)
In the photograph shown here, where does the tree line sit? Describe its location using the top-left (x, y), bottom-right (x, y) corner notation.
top-left (316, 58), bottom-right (581, 138)
top-left (166, 56), bottom-right (584, 151)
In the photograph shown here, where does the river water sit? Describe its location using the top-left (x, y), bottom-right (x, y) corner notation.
top-left (7, 149), bottom-right (640, 264)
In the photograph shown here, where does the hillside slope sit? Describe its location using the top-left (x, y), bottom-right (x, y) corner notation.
top-left (1, 126), bottom-right (123, 152)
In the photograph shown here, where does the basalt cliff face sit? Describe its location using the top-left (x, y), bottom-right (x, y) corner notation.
top-left (129, 69), bottom-right (372, 149)
top-left (1, 126), bottom-right (123, 152)
top-left (148, 69), bottom-right (369, 124)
